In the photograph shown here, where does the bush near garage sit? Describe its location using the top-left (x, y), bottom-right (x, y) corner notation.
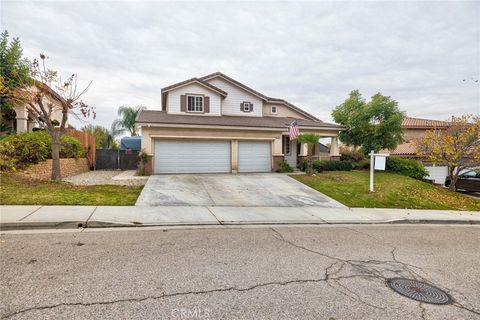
top-left (0, 131), bottom-right (85, 171)
top-left (277, 161), bottom-right (294, 173)
top-left (385, 156), bottom-right (428, 180)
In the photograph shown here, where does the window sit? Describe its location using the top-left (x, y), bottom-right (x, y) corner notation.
top-left (187, 95), bottom-right (203, 112)
top-left (271, 106), bottom-right (277, 114)
top-left (243, 102), bottom-right (251, 112)
top-left (462, 171), bottom-right (478, 178)
top-left (283, 135), bottom-right (291, 155)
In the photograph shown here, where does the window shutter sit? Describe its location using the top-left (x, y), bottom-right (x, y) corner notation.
top-left (180, 95), bottom-right (186, 112)
top-left (204, 96), bottom-right (210, 113)
top-left (250, 103), bottom-right (253, 112)
top-left (240, 102), bottom-right (244, 111)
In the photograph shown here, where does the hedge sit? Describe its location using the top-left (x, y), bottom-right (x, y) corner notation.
top-left (385, 156), bottom-right (428, 180)
top-left (0, 131), bottom-right (85, 171)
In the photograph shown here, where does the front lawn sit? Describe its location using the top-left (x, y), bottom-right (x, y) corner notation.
top-left (0, 173), bottom-right (143, 205)
top-left (293, 171), bottom-right (480, 211)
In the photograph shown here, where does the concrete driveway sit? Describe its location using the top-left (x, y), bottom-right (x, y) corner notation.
top-left (135, 173), bottom-right (344, 207)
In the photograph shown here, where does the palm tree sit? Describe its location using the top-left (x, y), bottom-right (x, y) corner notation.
top-left (82, 124), bottom-right (123, 149)
top-left (297, 133), bottom-right (321, 175)
top-left (112, 105), bottom-right (145, 136)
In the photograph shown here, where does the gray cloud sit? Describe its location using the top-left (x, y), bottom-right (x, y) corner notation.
top-left (2, 1), bottom-right (479, 129)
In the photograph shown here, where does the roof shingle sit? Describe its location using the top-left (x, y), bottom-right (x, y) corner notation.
top-left (136, 110), bottom-right (344, 130)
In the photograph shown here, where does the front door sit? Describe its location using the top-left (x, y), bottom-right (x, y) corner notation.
top-left (283, 135), bottom-right (297, 167)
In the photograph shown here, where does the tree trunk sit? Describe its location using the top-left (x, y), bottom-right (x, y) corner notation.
top-left (306, 154), bottom-right (313, 175)
top-left (51, 131), bottom-right (62, 181)
top-left (448, 166), bottom-right (457, 191)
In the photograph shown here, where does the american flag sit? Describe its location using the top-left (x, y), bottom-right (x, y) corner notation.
top-left (289, 120), bottom-right (299, 140)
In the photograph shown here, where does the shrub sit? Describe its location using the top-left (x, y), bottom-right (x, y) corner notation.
top-left (354, 159), bottom-right (371, 169)
top-left (340, 147), bottom-right (367, 163)
top-left (0, 131), bottom-right (51, 166)
top-left (0, 131), bottom-right (85, 171)
top-left (298, 160), bottom-right (307, 172)
top-left (0, 143), bottom-right (18, 171)
top-left (277, 161), bottom-right (294, 173)
top-left (60, 135), bottom-right (85, 158)
top-left (313, 160), bottom-right (353, 171)
top-left (386, 156), bottom-right (428, 180)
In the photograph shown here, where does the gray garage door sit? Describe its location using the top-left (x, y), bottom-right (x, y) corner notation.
top-left (154, 140), bottom-right (231, 174)
top-left (238, 141), bottom-right (271, 173)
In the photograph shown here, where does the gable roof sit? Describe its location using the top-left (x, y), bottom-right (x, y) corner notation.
top-left (136, 110), bottom-right (344, 130)
top-left (402, 117), bottom-right (450, 129)
top-left (161, 77), bottom-right (227, 97)
top-left (199, 72), bottom-right (320, 121)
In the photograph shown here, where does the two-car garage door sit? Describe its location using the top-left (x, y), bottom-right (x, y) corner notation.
top-left (154, 140), bottom-right (231, 174)
top-left (154, 140), bottom-right (271, 174)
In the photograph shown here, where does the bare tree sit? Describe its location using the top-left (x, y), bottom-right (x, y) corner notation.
top-left (20, 54), bottom-right (95, 181)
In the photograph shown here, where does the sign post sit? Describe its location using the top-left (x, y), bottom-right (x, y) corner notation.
top-left (369, 150), bottom-right (389, 192)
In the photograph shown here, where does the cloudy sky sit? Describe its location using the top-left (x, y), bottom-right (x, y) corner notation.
top-left (2, 1), bottom-right (479, 129)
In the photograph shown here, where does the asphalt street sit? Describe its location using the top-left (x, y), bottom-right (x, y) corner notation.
top-left (1, 225), bottom-right (479, 319)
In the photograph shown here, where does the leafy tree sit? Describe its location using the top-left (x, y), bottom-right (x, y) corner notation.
top-left (297, 133), bottom-right (321, 175)
top-left (0, 30), bottom-right (32, 110)
top-left (415, 115), bottom-right (480, 191)
top-left (82, 124), bottom-right (121, 149)
top-left (18, 54), bottom-right (94, 181)
top-left (332, 90), bottom-right (405, 154)
top-left (0, 30), bottom-right (32, 134)
top-left (112, 105), bottom-right (145, 136)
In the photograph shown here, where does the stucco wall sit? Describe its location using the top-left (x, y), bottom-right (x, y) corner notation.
top-left (166, 83), bottom-right (222, 115)
top-left (206, 78), bottom-right (263, 117)
top-left (19, 158), bottom-right (90, 180)
top-left (262, 103), bottom-right (310, 119)
top-left (403, 128), bottom-right (427, 141)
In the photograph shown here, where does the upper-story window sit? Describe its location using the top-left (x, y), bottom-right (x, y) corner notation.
top-left (187, 95), bottom-right (203, 112)
top-left (242, 102), bottom-right (252, 112)
top-left (271, 106), bottom-right (277, 114)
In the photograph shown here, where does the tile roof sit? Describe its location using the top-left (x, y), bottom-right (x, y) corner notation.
top-left (402, 117), bottom-right (450, 128)
top-left (390, 142), bottom-right (418, 155)
top-left (136, 110), bottom-right (344, 130)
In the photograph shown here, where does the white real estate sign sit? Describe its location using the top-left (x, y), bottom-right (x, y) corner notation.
top-left (369, 151), bottom-right (389, 192)
top-left (374, 155), bottom-right (386, 171)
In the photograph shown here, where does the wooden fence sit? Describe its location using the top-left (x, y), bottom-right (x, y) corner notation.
top-left (62, 128), bottom-right (96, 168)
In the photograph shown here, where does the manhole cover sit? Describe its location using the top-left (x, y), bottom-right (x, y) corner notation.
top-left (387, 278), bottom-right (452, 305)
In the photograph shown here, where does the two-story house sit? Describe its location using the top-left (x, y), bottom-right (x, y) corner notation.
top-left (136, 72), bottom-right (344, 174)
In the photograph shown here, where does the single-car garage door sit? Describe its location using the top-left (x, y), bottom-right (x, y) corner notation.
top-left (154, 140), bottom-right (231, 174)
top-left (238, 141), bottom-right (271, 173)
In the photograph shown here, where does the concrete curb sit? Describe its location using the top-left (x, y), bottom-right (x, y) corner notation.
top-left (2, 218), bottom-right (479, 231)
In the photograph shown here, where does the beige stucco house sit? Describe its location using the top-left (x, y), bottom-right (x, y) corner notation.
top-left (1, 84), bottom-right (65, 134)
top-left (136, 72), bottom-right (344, 174)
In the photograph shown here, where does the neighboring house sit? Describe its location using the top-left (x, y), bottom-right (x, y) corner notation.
top-left (0, 84), bottom-right (65, 134)
top-left (389, 116), bottom-right (450, 184)
top-left (136, 72), bottom-right (344, 174)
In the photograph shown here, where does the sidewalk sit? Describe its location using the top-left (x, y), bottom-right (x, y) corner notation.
top-left (1, 205), bottom-right (479, 230)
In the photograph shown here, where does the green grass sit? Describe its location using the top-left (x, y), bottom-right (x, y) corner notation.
top-left (293, 171), bottom-right (480, 211)
top-left (0, 173), bottom-right (143, 205)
